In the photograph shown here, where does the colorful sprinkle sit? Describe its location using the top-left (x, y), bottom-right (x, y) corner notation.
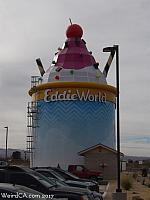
top-left (55, 75), bottom-right (60, 80)
top-left (52, 61), bottom-right (56, 64)
top-left (70, 70), bottom-right (74, 75)
top-left (96, 71), bottom-right (101, 78)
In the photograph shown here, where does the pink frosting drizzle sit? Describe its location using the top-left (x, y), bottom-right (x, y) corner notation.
top-left (55, 38), bottom-right (96, 70)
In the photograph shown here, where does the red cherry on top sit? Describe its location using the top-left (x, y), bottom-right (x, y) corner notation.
top-left (66, 24), bottom-right (83, 38)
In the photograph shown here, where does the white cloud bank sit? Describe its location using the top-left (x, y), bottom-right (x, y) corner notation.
top-left (0, 0), bottom-right (150, 156)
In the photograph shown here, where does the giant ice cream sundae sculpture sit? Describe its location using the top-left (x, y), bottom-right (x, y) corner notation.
top-left (29, 24), bottom-right (116, 167)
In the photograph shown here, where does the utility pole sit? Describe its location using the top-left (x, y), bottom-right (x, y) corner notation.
top-left (4, 126), bottom-right (8, 161)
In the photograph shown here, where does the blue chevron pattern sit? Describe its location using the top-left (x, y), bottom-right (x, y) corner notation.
top-left (34, 100), bottom-right (116, 167)
top-left (36, 100), bottom-right (115, 148)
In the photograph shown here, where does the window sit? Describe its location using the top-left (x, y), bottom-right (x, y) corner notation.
top-left (40, 171), bottom-right (55, 178)
top-left (76, 166), bottom-right (83, 172)
top-left (0, 171), bottom-right (5, 182)
top-left (9, 173), bottom-right (41, 189)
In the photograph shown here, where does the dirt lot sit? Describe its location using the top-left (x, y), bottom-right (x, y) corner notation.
top-left (104, 179), bottom-right (150, 200)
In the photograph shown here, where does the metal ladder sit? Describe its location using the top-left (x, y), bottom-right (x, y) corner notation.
top-left (27, 76), bottom-right (42, 167)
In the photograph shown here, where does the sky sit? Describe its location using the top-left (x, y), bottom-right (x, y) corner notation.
top-left (0, 0), bottom-right (150, 157)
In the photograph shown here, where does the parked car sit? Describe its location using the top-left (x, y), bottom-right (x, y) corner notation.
top-left (0, 166), bottom-right (103, 200)
top-left (52, 167), bottom-right (100, 191)
top-left (0, 183), bottom-right (97, 200)
top-left (0, 161), bottom-right (8, 167)
top-left (0, 183), bottom-right (48, 200)
top-left (68, 165), bottom-right (103, 182)
top-left (33, 167), bottom-right (99, 192)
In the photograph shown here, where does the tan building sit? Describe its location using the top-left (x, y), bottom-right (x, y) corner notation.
top-left (78, 143), bottom-right (123, 180)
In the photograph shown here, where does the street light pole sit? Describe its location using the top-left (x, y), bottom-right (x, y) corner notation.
top-left (103, 45), bottom-right (122, 192)
top-left (4, 126), bottom-right (8, 161)
top-left (114, 45), bottom-right (122, 192)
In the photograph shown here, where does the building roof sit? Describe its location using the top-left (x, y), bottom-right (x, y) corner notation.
top-left (78, 143), bottom-right (124, 156)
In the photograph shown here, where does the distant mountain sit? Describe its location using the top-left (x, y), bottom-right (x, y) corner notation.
top-left (1, 148), bottom-right (149, 163)
top-left (123, 155), bottom-right (150, 161)
top-left (0, 148), bottom-right (29, 160)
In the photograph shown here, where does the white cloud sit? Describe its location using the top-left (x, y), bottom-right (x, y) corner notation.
top-left (0, 0), bottom-right (150, 156)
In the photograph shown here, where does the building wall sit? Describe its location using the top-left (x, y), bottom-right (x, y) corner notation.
top-left (33, 100), bottom-right (115, 168)
top-left (83, 148), bottom-right (117, 180)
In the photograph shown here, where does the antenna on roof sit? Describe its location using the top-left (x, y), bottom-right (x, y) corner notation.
top-left (69, 18), bottom-right (72, 25)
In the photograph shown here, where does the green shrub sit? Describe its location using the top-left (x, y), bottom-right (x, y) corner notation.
top-left (121, 175), bottom-right (133, 190)
top-left (132, 173), bottom-right (138, 179)
top-left (148, 184), bottom-right (150, 188)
